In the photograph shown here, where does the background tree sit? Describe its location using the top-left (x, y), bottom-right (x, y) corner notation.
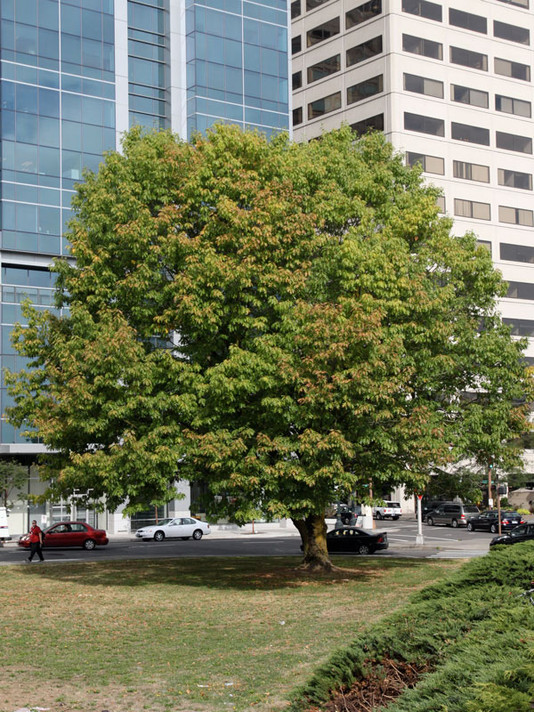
top-left (0, 460), bottom-right (28, 510)
top-left (7, 126), bottom-right (532, 570)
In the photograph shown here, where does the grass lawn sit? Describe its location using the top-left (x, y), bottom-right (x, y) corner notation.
top-left (1, 556), bottom-right (462, 712)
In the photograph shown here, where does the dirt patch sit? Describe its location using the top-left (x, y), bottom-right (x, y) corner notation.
top-left (307, 657), bottom-right (430, 712)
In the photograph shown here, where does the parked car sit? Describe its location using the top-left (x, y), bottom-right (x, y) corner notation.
top-left (372, 502), bottom-right (402, 520)
top-left (467, 510), bottom-right (525, 533)
top-left (490, 522), bottom-right (534, 548)
top-left (425, 503), bottom-right (480, 528)
top-left (135, 517), bottom-right (211, 541)
top-left (421, 501), bottom-right (446, 522)
top-left (18, 521), bottom-right (109, 550)
top-left (326, 527), bottom-right (388, 555)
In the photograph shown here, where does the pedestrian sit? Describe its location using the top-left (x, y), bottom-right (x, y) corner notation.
top-left (27, 519), bottom-right (44, 562)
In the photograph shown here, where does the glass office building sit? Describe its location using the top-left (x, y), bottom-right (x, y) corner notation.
top-left (0, 0), bottom-right (289, 532)
top-left (0, 0), bottom-right (290, 444)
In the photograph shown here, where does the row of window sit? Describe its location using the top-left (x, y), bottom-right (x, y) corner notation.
top-left (404, 72), bottom-right (531, 118)
top-left (292, 35), bottom-right (382, 89)
top-left (292, 0), bottom-right (528, 22)
top-left (402, 35), bottom-right (531, 82)
top-left (294, 73), bottom-right (383, 122)
top-left (403, 1), bottom-right (530, 45)
top-left (407, 153), bottom-right (533, 191)
top-left (292, 0), bottom-right (531, 53)
top-left (453, 200), bottom-right (534, 226)
top-left (404, 113), bottom-right (533, 154)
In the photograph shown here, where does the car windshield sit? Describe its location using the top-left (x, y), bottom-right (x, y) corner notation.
top-left (511, 526), bottom-right (526, 536)
top-left (502, 512), bottom-right (518, 518)
top-left (141, 519), bottom-right (172, 528)
top-left (388, 503), bottom-right (401, 508)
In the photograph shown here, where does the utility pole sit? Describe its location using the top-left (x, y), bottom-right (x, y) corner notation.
top-left (487, 461), bottom-right (493, 510)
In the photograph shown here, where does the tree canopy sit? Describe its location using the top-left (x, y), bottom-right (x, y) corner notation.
top-left (7, 125), bottom-right (532, 568)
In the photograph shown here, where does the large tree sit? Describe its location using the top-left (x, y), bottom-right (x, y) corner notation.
top-left (7, 126), bottom-right (532, 569)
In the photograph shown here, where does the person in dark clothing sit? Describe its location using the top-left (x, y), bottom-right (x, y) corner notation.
top-left (27, 520), bottom-right (44, 562)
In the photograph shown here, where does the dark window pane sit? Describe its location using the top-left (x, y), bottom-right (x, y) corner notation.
top-left (346, 35), bottom-right (382, 67)
top-left (346, 0), bottom-right (382, 29)
top-left (347, 74), bottom-right (383, 104)
top-left (494, 20), bottom-right (530, 45)
top-left (402, 0), bottom-right (442, 20)
top-left (449, 9), bottom-right (486, 34)
top-left (496, 131), bottom-right (532, 154)
top-left (307, 17), bottom-right (340, 47)
top-left (350, 113), bottom-right (384, 135)
top-left (404, 112), bottom-right (444, 136)
top-left (403, 34), bottom-right (442, 59)
top-left (450, 46), bottom-right (487, 70)
top-left (307, 54), bottom-right (340, 83)
top-left (451, 122), bottom-right (490, 145)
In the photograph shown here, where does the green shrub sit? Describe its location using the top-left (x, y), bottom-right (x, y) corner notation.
top-left (290, 542), bottom-right (534, 711)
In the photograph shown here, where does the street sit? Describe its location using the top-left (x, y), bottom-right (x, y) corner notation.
top-left (0, 517), bottom-right (496, 565)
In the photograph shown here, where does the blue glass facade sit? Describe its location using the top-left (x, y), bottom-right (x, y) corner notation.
top-left (186, 0), bottom-right (289, 138)
top-left (0, 0), bottom-right (289, 447)
top-left (0, 0), bottom-right (116, 443)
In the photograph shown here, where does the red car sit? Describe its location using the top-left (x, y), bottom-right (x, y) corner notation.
top-left (18, 521), bottom-right (109, 550)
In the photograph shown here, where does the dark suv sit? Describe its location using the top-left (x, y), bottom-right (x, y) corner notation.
top-left (426, 502), bottom-right (480, 528)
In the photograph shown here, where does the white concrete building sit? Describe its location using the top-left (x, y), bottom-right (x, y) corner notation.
top-left (291, 0), bottom-right (534, 366)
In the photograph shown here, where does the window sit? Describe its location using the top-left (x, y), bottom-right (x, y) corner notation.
top-left (307, 55), bottom-right (340, 83)
top-left (451, 122), bottom-right (490, 145)
top-left (506, 282), bottom-right (534, 300)
top-left (449, 9), bottom-right (486, 34)
top-left (350, 113), bottom-right (384, 134)
top-left (503, 318), bottom-right (534, 337)
top-left (306, 0), bottom-right (330, 9)
top-left (402, 0), bottom-right (442, 21)
top-left (292, 71), bottom-right (302, 90)
top-left (293, 107), bottom-right (303, 125)
top-left (291, 0), bottom-right (301, 18)
top-left (499, 206), bottom-right (534, 226)
top-left (346, 35), bottom-right (382, 67)
top-left (347, 75), bottom-right (383, 104)
top-left (454, 199), bottom-right (491, 220)
top-left (494, 20), bottom-right (529, 45)
top-left (436, 195), bottom-right (446, 213)
top-left (307, 17), bottom-right (340, 46)
top-left (292, 35), bottom-right (302, 54)
top-left (497, 0), bottom-right (528, 7)
top-left (346, 0), bottom-right (382, 29)
top-left (402, 34), bottom-right (442, 60)
top-left (496, 131), bottom-right (532, 154)
top-left (496, 95), bottom-right (531, 118)
top-left (498, 169), bottom-right (532, 190)
top-left (406, 152), bottom-right (445, 175)
top-left (451, 85), bottom-right (488, 108)
top-left (450, 46), bottom-right (487, 71)
top-left (453, 161), bottom-right (490, 183)
top-left (404, 112), bottom-right (444, 136)
top-left (495, 58), bottom-right (530, 81)
top-left (308, 91), bottom-right (341, 119)
top-left (500, 244), bottom-right (534, 264)
top-left (404, 73), bottom-right (443, 98)
top-left (478, 240), bottom-right (492, 253)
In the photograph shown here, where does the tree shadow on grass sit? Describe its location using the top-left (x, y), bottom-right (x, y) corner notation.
top-left (17, 555), bottom-right (442, 591)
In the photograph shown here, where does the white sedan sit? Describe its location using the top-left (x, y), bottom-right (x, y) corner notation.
top-left (135, 517), bottom-right (211, 542)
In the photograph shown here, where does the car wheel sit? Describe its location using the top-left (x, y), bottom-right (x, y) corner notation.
top-left (358, 544), bottom-right (371, 555)
top-left (467, 523), bottom-right (474, 532)
top-left (154, 531), bottom-right (165, 542)
top-left (451, 519), bottom-right (458, 528)
top-left (376, 512), bottom-right (383, 520)
top-left (192, 529), bottom-right (203, 540)
top-left (392, 516), bottom-right (399, 521)
top-left (490, 524), bottom-right (498, 534)
top-left (427, 517), bottom-right (434, 526)
top-left (83, 538), bottom-right (96, 550)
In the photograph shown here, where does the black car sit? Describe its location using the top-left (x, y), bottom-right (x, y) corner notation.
top-left (490, 522), bottom-right (534, 548)
top-left (326, 527), bottom-right (388, 555)
top-left (467, 510), bottom-right (525, 533)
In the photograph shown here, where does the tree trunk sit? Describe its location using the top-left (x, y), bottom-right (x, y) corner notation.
top-left (293, 513), bottom-right (334, 572)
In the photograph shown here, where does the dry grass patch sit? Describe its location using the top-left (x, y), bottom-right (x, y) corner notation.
top-left (1, 556), bottom-right (461, 712)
